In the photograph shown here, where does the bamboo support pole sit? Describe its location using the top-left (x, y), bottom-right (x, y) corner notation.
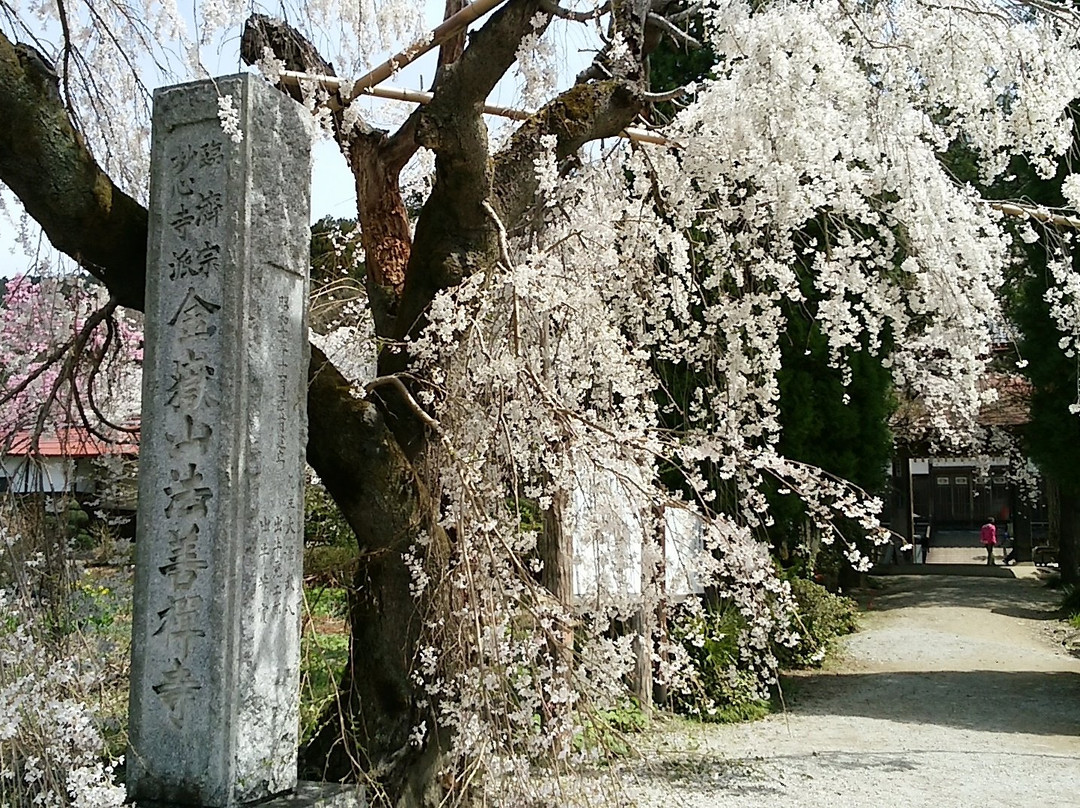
top-left (991, 201), bottom-right (1080, 230)
top-left (277, 70), bottom-right (674, 146)
top-left (345, 0), bottom-right (510, 101)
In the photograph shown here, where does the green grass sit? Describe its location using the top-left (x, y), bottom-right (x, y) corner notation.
top-left (704, 697), bottom-right (775, 723)
top-left (299, 592), bottom-right (350, 743)
top-left (305, 585), bottom-right (350, 619)
top-left (1062, 585), bottom-right (1080, 628)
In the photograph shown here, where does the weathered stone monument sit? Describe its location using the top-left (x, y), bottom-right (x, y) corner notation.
top-left (129, 73), bottom-right (352, 807)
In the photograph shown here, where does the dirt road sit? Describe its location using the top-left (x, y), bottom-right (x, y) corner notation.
top-left (632, 572), bottom-right (1080, 807)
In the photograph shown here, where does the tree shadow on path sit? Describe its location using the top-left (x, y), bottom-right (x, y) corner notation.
top-left (856, 574), bottom-right (1060, 616)
top-left (992, 604), bottom-right (1065, 621)
top-left (782, 669), bottom-right (1080, 737)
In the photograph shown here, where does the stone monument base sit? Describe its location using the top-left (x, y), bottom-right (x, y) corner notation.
top-left (134, 782), bottom-right (365, 808)
top-left (266, 782), bottom-right (365, 808)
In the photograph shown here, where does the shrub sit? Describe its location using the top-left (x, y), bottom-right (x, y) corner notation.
top-left (0, 505), bottom-right (126, 808)
top-left (777, 577), bottom-right (859, 668)
top-left (303, 483), bottom-right (356, 587)
top-left (304, 483), bottom-right (353, 548)
top-left (665, 600), bottom-right (773, 723)
top-left (303, 546), bottom-right (357, 588)
top-left (1062, 584), bottom-right (1080, 629)
top-left (573, 699), bottom-right (648, 757)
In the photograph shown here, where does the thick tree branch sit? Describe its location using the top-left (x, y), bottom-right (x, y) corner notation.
top-left (578, 0), bottom-right (678, 82)
top-left (646, 10), bottom-right (702, 49)
top-left (493, 78), bottom-right (644, 228)
top-left (489, 1), bottom-right (686, 228)
top-left (0, 30), bottom-right (146, 309)
top-left (240, 16), bottom-right (345, 131)
top-left (395, 0), bottom-right (547, 342)
top-left (438, 0), bottom-right (468, 69)
top-left (427, 0), bottom-right (547, 107)
top-left (350, 133), bottom-right (413, 309)
top-left (307, 346), bottom-right (429, 553)
top-left (540, 0), bottom-right (609, 22)
top-left (383, 109), bottom-right (423, 172)
top-left (345, 0), bottom-right (511, 103)
top-left (365, 375), bottom-right (440, 429)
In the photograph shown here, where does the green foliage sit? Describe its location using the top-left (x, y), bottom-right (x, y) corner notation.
top-left (84, 522), bottom-right (133, 565)
top-left (65, 580), bottom-right (119, 632)
top-left (42, 498), bottom-right (94, 551)
top-left (770, 225), bottom-right (896, 564)
top-left (667, 601), bottom-right (772, 723)
top-left (573, 700), bottom-right (649, 757)
top-left (511, 497), bottom-right (542, 534)
top-left (303, 546), bottom-right (357, 587)
top-left (776, 304), bottom-right (894, 493)
top-left (310, 217), bottom-right (363, 283)
top-left (944, 116), bottom-right (1078, 495)
top-left (668, 581), bottom-right (858, 725)
top-left (1009, 237), bottom-right (1080, 493)
top-left (299, 584), bottom-right (351, 744)
top-left (776, 577), bottom-right (860, 669)
top-left (303, 482), bottom-right (356, 586)
top-left (304, 482), bottom-right (354, 547)
top-left (647, 19), bottom-right (715, 126)
top-left (306, 586), bottom-right (350, 620)
top-left (300, 629), bottom-right (350, 744)
top-left (985, 131), bottom-right (1080, 495)
top-left (39, 567), bottom-right (132, 639)
top-left (1062, 585), bottom-right (1080, 629)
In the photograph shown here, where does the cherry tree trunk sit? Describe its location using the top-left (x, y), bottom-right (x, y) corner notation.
top-left (539, 490), bottom-right (574, 749)
top-left (1056, 485), bottom-right (1080, 586)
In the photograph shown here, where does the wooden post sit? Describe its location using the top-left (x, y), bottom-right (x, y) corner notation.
top-left (540, 488), bottom-right (574, 751)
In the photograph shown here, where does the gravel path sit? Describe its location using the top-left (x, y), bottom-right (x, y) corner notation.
top-left (630, 572), bottom-right (1080, 807)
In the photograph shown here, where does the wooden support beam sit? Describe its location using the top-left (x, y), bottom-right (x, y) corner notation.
top-left (277, 69), bottom-right (673, 146)
top-left (345, 0), bottom-right (510, 101)
top-left (991, 201), bottom-right (1080, 230)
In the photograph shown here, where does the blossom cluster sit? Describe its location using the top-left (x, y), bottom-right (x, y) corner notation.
top-left (0, 275), bottom-right (142, 445)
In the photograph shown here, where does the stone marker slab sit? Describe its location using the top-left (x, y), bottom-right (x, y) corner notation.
top-left (129, 72), bottom-right (312, 807)
top-left (568, 458), bottom-right (646, 603)
top-left (663, 507), bottom-right (706, 598)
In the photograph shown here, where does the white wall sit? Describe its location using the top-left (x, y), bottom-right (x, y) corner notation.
top-left (1, 456), bottom-right (76, 494)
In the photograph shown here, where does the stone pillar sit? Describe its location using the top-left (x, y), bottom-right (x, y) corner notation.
top-left (129, 73), bottom-right (312, 807)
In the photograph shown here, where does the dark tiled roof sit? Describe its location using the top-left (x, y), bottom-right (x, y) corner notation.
top-left (978, 373), bottom-right (1031, 427)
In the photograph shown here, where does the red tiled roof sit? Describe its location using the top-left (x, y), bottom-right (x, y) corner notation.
top-left (4, 427), bottom-right (139, 458)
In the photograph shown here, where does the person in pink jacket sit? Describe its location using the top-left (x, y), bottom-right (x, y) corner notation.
top-left (980, 517), bottom-right (997, 565)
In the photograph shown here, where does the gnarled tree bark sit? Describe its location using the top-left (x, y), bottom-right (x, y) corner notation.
top-left (0, 32), bottom-right (146, 309)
